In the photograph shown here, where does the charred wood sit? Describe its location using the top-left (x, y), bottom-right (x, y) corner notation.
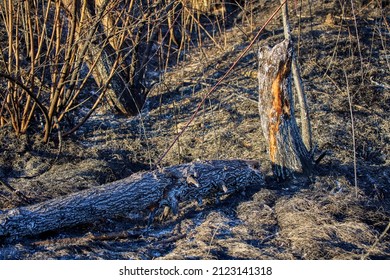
top-left (0, 160), bottom-right (264, 239)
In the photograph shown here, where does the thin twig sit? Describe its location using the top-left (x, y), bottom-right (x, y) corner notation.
top-left (0, 72), bottom-right (49, 127)
top-left (343, 68), bottom-right (358, 197)
top-left (280, 0), bottom-right (312, 151)
top-left (361, 221), bottom-right (390, 260)
top-left (206, 223), bottom-right (223, 258)
top-left (0, 179), bottom-right (31, 204)
top-left (349, 0), bottom-right (364, 82)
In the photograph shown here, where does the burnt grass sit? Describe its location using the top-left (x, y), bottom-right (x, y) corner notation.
top-left (0, 1), bottom-right (389, 259)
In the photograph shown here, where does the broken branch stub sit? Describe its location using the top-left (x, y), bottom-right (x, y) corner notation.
top-left (258, 39), bottom-right (313, 179)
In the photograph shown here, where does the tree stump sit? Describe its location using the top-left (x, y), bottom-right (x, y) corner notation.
top-left (258, 39), bottom-right (313, 179)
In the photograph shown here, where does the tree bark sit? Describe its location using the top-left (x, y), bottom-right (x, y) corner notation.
top-left (82, 0), bottom-right (147, 116)
top-left (61, 0), bottom-right (150, 116)
top-left (0, 160), bottom-right (264, 239)
top-left (258, 39), bottom-right (313, 179)
top-left (86, 35), bottom-right (146, 116)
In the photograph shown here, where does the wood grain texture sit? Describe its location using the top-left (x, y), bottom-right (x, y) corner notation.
top-left (258, 40), bottom-right (313, 179)
top-left (0, 160), bottom-right (264, 239)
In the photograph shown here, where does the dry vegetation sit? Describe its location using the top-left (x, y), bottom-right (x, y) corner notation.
top-left (0, 0), bottom-right (389, 259)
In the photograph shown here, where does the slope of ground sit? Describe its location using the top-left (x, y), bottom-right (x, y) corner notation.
top-left (0, 1), bottom-right (389, 259)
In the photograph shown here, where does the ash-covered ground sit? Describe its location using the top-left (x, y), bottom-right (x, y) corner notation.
top-left (0, 1), bottom-right (389, 259)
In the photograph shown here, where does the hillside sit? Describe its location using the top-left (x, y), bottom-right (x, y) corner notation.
top-left (0, 0), bottom-right (389, 259)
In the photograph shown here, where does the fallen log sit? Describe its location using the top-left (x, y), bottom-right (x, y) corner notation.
top-left (0, 160), bottom-right (264, 239)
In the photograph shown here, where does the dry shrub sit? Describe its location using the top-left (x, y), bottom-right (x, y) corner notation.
top-left (0, 0), bottom-right (118, 142)
top-left (182, 0), bottom-right (226, 15)
top-left (0, 0), bottom-right (252, 142)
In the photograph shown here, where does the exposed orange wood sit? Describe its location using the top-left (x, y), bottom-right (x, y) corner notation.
top-left (268, 62), bottom-right (290, 163)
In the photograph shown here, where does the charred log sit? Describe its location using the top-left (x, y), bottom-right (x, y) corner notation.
top-left (0, 160), bottom-right (264, 239)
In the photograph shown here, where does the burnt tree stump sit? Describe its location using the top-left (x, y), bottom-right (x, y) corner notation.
top-left (258, 40), bottom-right (313, 179)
